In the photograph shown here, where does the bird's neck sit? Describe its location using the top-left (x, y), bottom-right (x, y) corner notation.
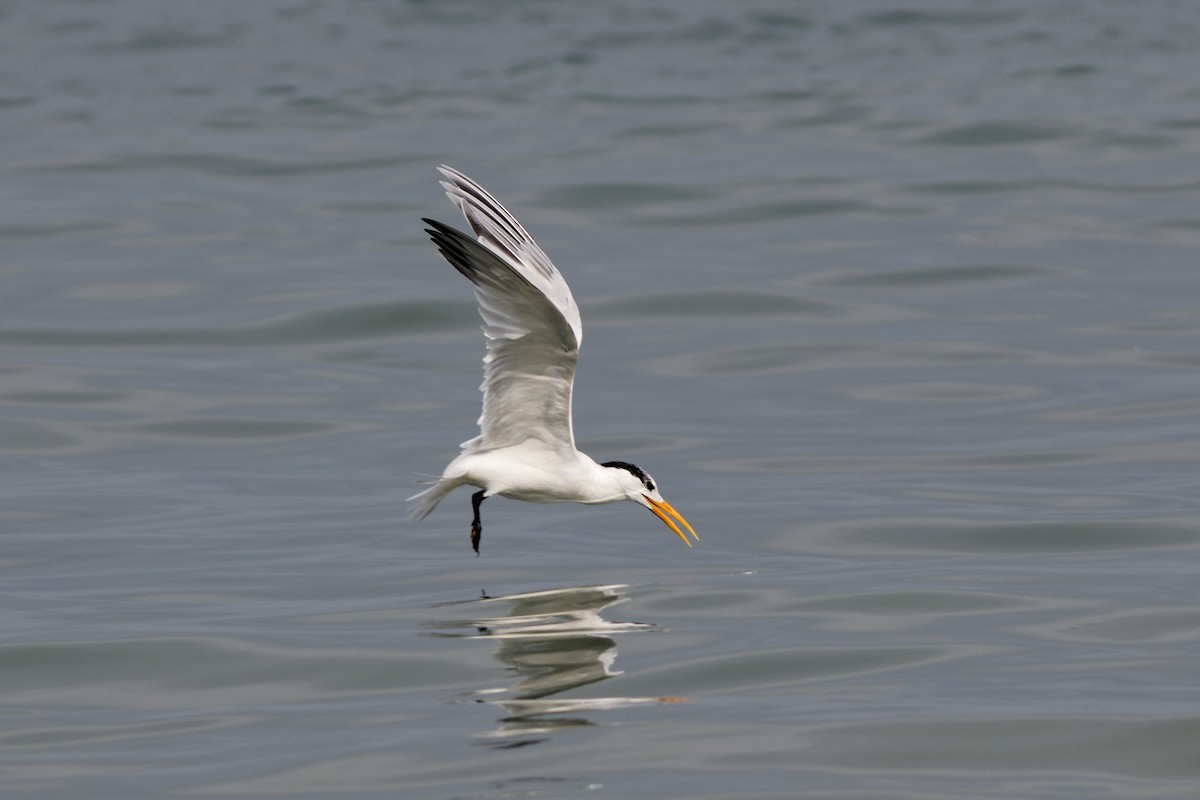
top-left (573, 456), bottom-right (630, 505)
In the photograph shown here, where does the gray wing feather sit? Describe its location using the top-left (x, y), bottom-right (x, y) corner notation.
top-left (423, 168), bottom-right (582, 455)
top-left (437, 165), bottom-right (583, 345)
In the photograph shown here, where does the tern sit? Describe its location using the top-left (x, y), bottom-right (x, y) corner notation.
top-left (408, 166), bottom-right (698, 554)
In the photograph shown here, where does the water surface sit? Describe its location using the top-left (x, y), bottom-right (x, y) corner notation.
top-left (3, 2), bottom-right (1200, 798)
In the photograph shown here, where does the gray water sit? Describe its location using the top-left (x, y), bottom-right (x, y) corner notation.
top-left (4, 1), bottom-right (1200, 798)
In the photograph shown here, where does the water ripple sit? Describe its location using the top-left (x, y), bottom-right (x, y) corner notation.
top-left (18, 153), bottom-right (421, 177)
top-left (0, 300), bottom-right (472, 348)
top-left (804, 518), bottom-right (1200, 555)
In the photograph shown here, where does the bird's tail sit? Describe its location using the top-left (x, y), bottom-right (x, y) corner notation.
top-left (406, 477), bottom-right (461, 523)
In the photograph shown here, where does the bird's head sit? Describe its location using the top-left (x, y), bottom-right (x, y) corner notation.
top-left (601, 461), bottom-right (698, 547)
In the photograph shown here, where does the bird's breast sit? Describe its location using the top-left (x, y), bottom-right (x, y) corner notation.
top-left (450, 442), bottom-right (600, 504)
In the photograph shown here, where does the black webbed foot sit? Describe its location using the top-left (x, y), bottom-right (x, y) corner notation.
top-left (470, 490), bottom-right (486, 555)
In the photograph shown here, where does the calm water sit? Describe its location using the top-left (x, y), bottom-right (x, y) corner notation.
top-left (4, 2), bottom-right (1200, 798)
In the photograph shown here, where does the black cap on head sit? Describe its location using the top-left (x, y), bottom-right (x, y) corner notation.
top-left (601, 461), bottom-right (655, 492)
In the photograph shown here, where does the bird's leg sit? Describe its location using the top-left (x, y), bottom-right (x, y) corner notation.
top-left (470, 490), bottom-right (486, 554)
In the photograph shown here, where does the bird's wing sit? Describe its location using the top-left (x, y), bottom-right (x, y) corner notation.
top-left (436, 166), bottom-right (583, 346)
top-left (424, 166), bottom-right (583, 455)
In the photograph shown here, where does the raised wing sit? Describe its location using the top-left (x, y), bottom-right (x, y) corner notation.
top-left (423, 166), bottom-right (582, 455)
top-left (437, 166), bottom-right (582, 345)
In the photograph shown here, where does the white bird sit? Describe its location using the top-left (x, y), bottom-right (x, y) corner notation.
top-left (408, 165), bottom-right (697, 554)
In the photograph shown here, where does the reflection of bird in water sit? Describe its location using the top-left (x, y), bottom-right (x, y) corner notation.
top-left (432, 584), bottom-right (683, 746)
top-left (408, 166), bottom-right (698, 554)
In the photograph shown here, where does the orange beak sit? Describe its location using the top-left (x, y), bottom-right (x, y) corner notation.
top-left (643, 496), bottom-right (699, 547)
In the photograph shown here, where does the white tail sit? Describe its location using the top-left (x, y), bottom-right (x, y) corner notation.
top-left (406, 478), bottom-right (462, 522)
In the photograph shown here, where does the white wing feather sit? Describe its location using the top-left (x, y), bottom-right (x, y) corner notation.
top-left (424, 166), bottom-right (583, 456)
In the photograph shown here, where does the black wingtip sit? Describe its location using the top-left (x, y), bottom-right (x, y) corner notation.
top-left (421, 217), bottom-right (453, 236)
